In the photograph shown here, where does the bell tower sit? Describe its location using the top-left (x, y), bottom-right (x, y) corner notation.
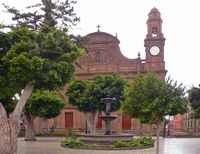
top-left (144, 7), bottom-right (166, 64)
top-left (144, 7), bottom-right (167, 79)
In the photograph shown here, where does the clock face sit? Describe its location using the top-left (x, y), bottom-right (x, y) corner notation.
top-left (150, 46), bottom-right (160, 56)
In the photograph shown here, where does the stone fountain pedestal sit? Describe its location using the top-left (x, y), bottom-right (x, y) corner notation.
top-left (99, 93), bottom-right (118, 135)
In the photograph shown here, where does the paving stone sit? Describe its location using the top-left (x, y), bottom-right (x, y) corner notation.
top-left (17, 137), bottom-right (200, 154)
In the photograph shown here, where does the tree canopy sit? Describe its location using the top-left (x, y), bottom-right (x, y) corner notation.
top-left (0, 25), bottom-right (84, 113)
top-left (188, 86), bottom-right (200, 119)
top-left (3, 0), bottom-right (80, 30)
top-left (25, 90), bottom-right (65, 119)
top-left (123, 72), bottom-right (188, 124)
top-left (67, 74), bottom-right (127, 113)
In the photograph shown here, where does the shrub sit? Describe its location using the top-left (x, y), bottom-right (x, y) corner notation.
top-left (65, 128), bottom-right (77, 139)
top-left (112, 141), bottom-right (128, 147)
top-left (129, 137), bottom-right (154, 147)
top-left (61, 138), bottom-right (83, 148)
top-left (111, 136), bottom-right (155, 148)
top-left (110, 145), bottom-right (115, 148)
top-left (90, 144), bottom-right (98, 149)
top-left (18, 128), bottom-right (25, 137)
top-left (127, 140), bottom-right (142, 147)
top-left (36, 131), bottom-right (44, 136)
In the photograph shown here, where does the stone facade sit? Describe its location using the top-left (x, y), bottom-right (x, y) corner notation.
top-left (75, 8), bottom-right (166, 80)
top-left (34, 7), bottom-right (166, 133)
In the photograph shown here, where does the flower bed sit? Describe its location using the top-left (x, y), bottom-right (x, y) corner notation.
top-left (61, 136), bottom-right (155, 150)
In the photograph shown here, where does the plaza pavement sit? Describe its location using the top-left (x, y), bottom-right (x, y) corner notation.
top-left (17, 137), bottom-right (200, 154)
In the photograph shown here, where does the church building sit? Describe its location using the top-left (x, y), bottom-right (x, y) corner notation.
top-left (34, 7), bottom-right (167, 133)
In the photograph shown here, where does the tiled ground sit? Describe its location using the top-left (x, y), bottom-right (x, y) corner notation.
top-left (17, 137), bottom-right (200, 154)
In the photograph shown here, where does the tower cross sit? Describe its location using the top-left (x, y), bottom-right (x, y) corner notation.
top-left (97, 24), bottom-right (101, 32)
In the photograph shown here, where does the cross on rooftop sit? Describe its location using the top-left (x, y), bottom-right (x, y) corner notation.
top-left (97, 24), bottom-right (101, 32)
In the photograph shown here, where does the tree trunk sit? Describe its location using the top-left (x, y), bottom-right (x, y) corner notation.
top-left (163, 118), bottom-right (166, 137)
top-left (84, 111), bottom-right (99, 135)
top-left (24, 114), bottom-right (36, 141)
top-left (44, 118), bottom-right (49, 133)
top-left (0, 83), bottom-right (34, 154)
top-left (167, 119), bottom-right (170, 136)
top-left (53, 117), bottom-right (57, 131)
top-left (38, 117), bottom-right (42, 132)
top-left (156, 122), bottom-right (160, 154)
top-left (140, 123), bottom-right (143, 136)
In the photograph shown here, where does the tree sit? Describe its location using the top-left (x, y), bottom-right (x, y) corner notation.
top-left (24, 90), bottom-right (65, 141)
top-left (67, 74), bottom-right (126, 134)
top-left (0, 30), bottom-right (20, 115)
top-left (123, 72), bottom-right (187, 154)
top-left (0, 25), bottom-right (84, 154)
top-left (188, 85), bottom-right (200, 119)
top-left (3, 0), bottom-right (80, 30)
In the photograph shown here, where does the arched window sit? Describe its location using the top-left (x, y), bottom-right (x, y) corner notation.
top-left (95, 52), bottom-right (101, 63)
top-left (152, 27), bottom-right (158, 37)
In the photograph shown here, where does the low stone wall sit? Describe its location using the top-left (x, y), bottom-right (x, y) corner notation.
top-left (77, 133), bottom-right (134, 143)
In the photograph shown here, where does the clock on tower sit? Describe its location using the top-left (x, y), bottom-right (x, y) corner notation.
top-left (150, 45), bottom-right (160, 56)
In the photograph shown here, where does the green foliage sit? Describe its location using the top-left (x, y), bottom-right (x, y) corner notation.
top-left (0, 25), bottom-right (84, 113)
top-left (11, 26), bottom-right (83, 88)
top-left (130, 137), bottom-right (155, 147)
top-left (110, 144), bottom-right (115, 148)
top-left (35, 131), bottom-right (66, 137)
top-left (18, 128), bottom-right (25, 137)
top-left (65, 128), bottom-right (77, 139)
top-left (25, 90), bottom-right (65, 119)
top-left (123, 72), bottom-right (188, 124)
top-left (112, 137), bottom-right (155, 148)
top-left (61, 138), bottom-right (83, 148)
top-left (188, 86), bottom-right (200, 119)
top-left (90, 143), bottom-right (98, 149)
top-left (3, 0), bottom-right (80, 30)
top-left (67, 74), bottom-right (127, 113)
top-left (112, 141), bottom-right (128, 147)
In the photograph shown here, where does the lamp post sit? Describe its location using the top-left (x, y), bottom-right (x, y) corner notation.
top-left (168, 115), bottom-right (171, 136)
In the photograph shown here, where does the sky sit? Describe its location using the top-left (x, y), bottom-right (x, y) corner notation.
top-left (0, 0), bottom-right (200, 89)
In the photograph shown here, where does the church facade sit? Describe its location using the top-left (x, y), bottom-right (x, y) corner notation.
top-left (75, 7), bottom-right (166, 81)
top-left (34, 8), bottom-right (167, 133)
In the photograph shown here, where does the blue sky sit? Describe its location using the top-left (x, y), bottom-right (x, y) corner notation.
top-left (1, 0), bottom-right (200, 88)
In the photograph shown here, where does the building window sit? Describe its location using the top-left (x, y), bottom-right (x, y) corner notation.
top-left (95, 52), bottom-right (101, 63)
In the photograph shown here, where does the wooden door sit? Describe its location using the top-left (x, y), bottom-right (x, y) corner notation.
top-left (122, 114), bottom-right (131, 130)
top-left (97, 112), bottom-right (102, 129)
top-left (65, 112), bottom-right (73, 129)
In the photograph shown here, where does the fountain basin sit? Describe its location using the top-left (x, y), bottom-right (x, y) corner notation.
top-left (101, 97), bottom-right (116, 102)
top-left (99, 115), bottom-right (118, 121)
top-left (77, 133), bottom-right (134, 143)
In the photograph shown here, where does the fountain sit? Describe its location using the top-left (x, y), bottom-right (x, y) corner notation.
top-left (99, 93), bottom-right (118, 135)
top-left (77, 93), bottom-right (134, 144)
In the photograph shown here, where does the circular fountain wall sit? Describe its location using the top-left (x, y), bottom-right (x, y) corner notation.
top-left (77, 133), bottom-right (134, 143)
